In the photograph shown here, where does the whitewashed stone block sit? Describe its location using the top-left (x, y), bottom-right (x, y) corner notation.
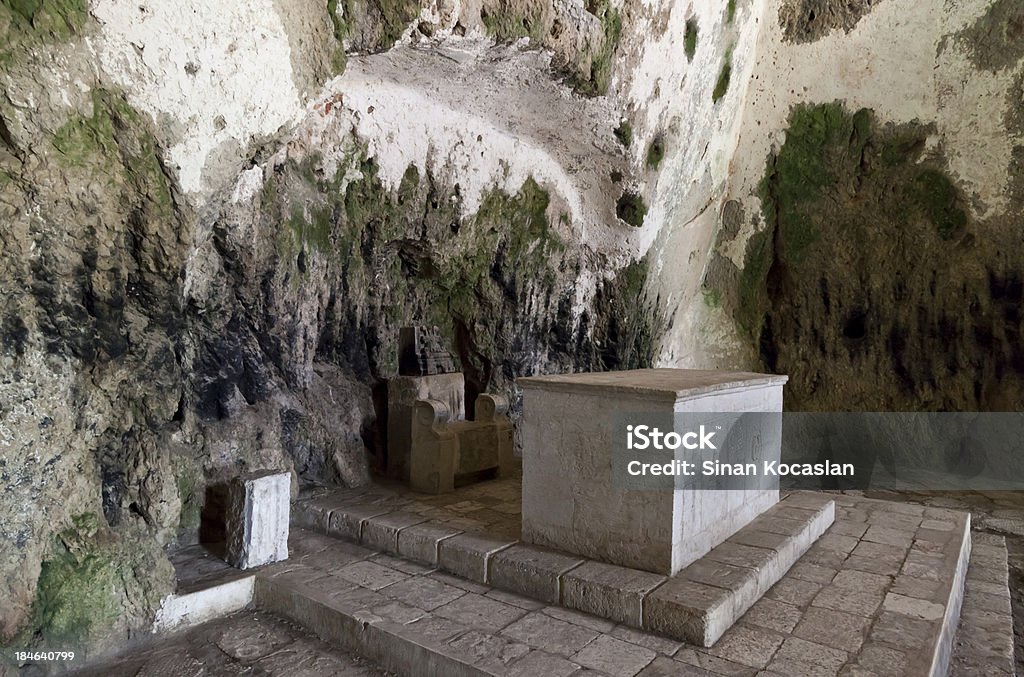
top-left (226, 470), bottom-right (290, 569)
top-left (518, 369), bottom-right (787, 576)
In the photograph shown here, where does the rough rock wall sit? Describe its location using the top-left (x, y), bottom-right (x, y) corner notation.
top-left (705, 0), bottom-right (1024, 411)
top-left (2, 0), bottom-right (742, 660)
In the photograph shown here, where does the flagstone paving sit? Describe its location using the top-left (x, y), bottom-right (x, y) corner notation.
top-left (71, 610), bottom-right (391, 677)
top-left (257, 482), bottom-right (1002, 676)
top-left (70, 482), bottom-right (1019, 676)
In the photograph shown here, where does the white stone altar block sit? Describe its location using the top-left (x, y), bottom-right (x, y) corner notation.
top-left (225, 470), bottom-right (290, 569)
top-left (518, 369), bottom-right (788, 576)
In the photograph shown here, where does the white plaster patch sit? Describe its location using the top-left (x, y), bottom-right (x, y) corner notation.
top-left (277, 39), bottom-right (637, 270)
top-left (152, 577), bottom-right (255, 632)
top-left (90, 0), bottom-right (304, 196)
top-left (232, 166), bottom-right (265, 204)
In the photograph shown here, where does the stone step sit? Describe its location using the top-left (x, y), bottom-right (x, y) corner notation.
top-left (949, 531), bottom-right (1015, 676)
top-left (254, 569), bottom-right (501, 677)
top-left (261, 491), bottom-right (980, 677)
top-left (294, 490), bottom-right (836, 646)
top-left (640, 492), bottom-right (835, 646)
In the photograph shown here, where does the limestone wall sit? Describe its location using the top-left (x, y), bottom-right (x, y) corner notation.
top-left (696, 0), bottom-right (1024, 412)
top-left (1, 0), bottom-right (1015, 660)
top-left (0, 0), bottom-right (748, 658)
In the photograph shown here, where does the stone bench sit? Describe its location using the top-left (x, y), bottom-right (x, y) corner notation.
top-left (409, 393), bottom-right (515, 494)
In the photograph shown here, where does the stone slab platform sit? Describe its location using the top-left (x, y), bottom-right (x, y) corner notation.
top-left (293, 479), bottom-right (974, 675)
top-left (298, 484), bottom-right (833, 645)
top-left (62, 486), bottom-right (1008, 677)
top-left (256, 495), bottom-right (975, 677)
top-left (70, 498), bottom-right (992, 677)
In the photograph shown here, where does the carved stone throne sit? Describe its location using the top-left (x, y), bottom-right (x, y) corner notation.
top-left (410, 394), bottom-right (515, 494)
top-left (386, 326), bottom-right (516, 493)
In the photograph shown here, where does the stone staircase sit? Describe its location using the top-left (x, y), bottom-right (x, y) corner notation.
top-left (236, 479), bottom-right (987, 676)
top-left (293, 485), bottom-right (834, 647)
top-left (147, 479), bottom-right (1024, 676)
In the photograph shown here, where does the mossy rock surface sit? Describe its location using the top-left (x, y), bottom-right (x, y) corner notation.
top-left (646, 135), bottom-right (665, 169)
top-left (684, 19), bottom-right (698, 60)
top-left (955, 0), bottom-right (1024, 72)
top-left (712, 56), bottom-right (732, 103)
top-left (614, 120), bottom-right (633, 147)
top-left (778, 0), bottom-right (883, 44)
top-left (12, 513), bottom-right (174, 655)
top-left (257, 148), bottom-right (662, 410)
top-left (616, 191), bottom-right (647, 227)
top-left (0, 0), bottom-right (87, 62)
top-left (738, 101), bottom-right (1024, 411)
top-left (568, 0), bottom-right (622, 97)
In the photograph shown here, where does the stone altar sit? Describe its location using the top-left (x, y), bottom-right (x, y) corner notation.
top-left (518, 368), bottom-right (788, 576)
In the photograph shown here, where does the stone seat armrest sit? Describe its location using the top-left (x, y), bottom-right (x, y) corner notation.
top-left (409, 394), bottom-right (515, 494)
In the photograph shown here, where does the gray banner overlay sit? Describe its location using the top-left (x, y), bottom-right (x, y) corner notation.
top-left (612, 413), bottom-right (1024, 491)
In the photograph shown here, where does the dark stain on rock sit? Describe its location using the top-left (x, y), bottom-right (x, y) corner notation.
top-left (955, 0), bottom-right (1024, 72)
top-left (778, 0), bottom-right (884, 44)
top-left (739, 101), bottom-right (1024, 410)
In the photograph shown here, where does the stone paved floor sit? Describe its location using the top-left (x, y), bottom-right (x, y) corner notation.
top-left (296, 477), bottom-right (525, 542)
top-left (838, 489), bottom-right (1024, 675)
top-left (70, 611), bottom-right (392, 677)
top-left (170, 543), bottom-right (252, 594)
top-left (126, 481), bottom-right (1021, 677)
top-left (277, 482), bottom-right (1004, 676)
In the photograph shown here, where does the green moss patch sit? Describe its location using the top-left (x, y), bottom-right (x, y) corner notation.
top-left (326, 0), bottom-right (348, 74)
top-left (51, 95), bottom-right (120, 168)
top-left (616, 191), bottom-right (647, 227)
top-left (702, 287), bottom-right (722, 308)
top-left (585, 257), bottom-right (662, 370)
top-left (259, 147), bottom-right (663, 400)
top-left (684, 19), bottom-right (698, 60)
top-left (480, 1), bottom-right (546, 43)
top-left (646, 135), bottom-right (665, 169)
top-left (329, 0), bottom-right (420, 59)
top-left (614, 120), bottom-right (632, 147)
top-left (1, 0), bottom-right (87, 62)
top-left (736, 228), bottom-right (772, 337)
top-left (757, 102), bottom-right (848, 263)
top-left (910, 169), bottom-right (967, 240)
top-left (738, 101), bottom-right (983, 410)
top-left (22, 514), bottom-right (121, 649)
top-left (175, 464), bottom-right (203, 534)
top-left (711, 53), bottom-right (732, 103)
top-left (571, 0), bottom-right (622, 97)
top-left (50, 89), bottom-right (174, 221)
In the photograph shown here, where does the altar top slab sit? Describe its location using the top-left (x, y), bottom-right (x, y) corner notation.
top-left (516, 368), bottom-right (788, 402)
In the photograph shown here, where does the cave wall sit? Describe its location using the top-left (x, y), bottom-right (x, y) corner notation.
top-left (704, 0), bottom-right (1024, 411)
top-left (9, 0), bottom-right (1005, 659)
top-left (0, 0), bottom-right (754, 661)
